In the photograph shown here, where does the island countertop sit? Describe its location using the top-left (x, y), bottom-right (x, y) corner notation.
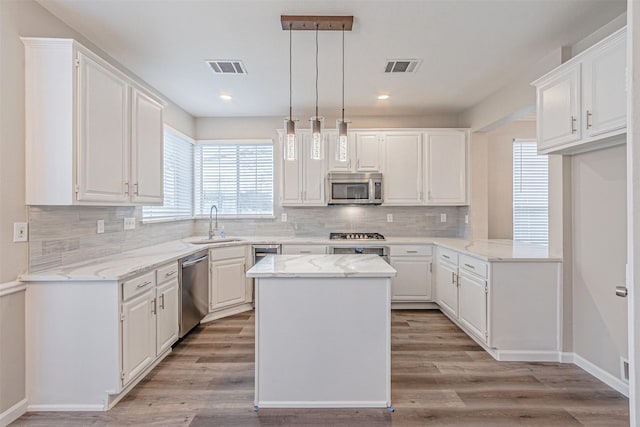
top-left (246, 254), bottom-right (397, 278)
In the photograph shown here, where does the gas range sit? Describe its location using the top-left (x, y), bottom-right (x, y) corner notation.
top-left (329, 232), bottom-right (386, 241)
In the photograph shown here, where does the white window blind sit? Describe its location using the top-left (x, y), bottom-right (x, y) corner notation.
top-left (195, 141), bottom-right (274, 216)
top-left (513, 140), bottom-right (548, 245)
top-left (143, 127), bottom-right (194, 219)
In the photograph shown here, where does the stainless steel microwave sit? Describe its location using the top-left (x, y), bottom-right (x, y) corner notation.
top-left (327, 172), bottom-right (383, 205)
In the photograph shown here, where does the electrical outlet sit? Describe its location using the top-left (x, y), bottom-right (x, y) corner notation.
top-left (13, 222), bottom-right (28, 242)
top-left (281, 213), bottom-right (288, 222)
top-left (440, 213), bottom-right (447, 223)
top-left (124, 217), bottom-right (136, 230)
top-left (387, 213), bottom-right (393, 223)
top-left (97, 220), bottom-right (105, 234)
top-left (465, 214), bottom-right (469, 224)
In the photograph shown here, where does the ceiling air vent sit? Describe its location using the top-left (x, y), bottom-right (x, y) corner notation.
top-left (206, 60), bottom-right (247, 75)
top-left (384, 59), bottom-right (422, 73)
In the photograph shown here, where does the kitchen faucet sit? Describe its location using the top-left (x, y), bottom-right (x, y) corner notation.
top-left (208, 204), bottom-right (218, 239)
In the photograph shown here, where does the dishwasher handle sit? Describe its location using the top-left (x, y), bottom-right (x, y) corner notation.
top-left (182, 254), bottom-right (208, 268)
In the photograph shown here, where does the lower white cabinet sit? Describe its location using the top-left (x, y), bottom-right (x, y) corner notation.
top-left (457, 262), bottom-right (488, 342)
top-left (156, 276), bottom-right (179, 354)
top-left (389, 245), bottom-right (432, 302)
top-left (281, 244), bottom-right (327, 254)
top-left (210, 246), bottom-right (249, 311)
top-left (435, 256), bottom-right (459, 317)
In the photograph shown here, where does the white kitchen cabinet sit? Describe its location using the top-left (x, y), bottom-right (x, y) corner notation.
top-left (424, 130), bottom-right (467, 205)
top-left (457, 257), bottom-right (488, 343)
top-left (327, 132), bottom-right (356, 172)
top-left (435, 255), bottom-right (459, 317)
top-left (131, 89), bottom-right (164, 204)
top-left (533, 27), bottom-right (626, 155)
top-left (155, 275), bottom-right (179, 355)
top-left (382, 132), bottom-right (424, 205)
top-left (327, 131), bottom-right (381, 172)
top-left (22, 37), bottom-right (165, 206)
top-left (121, 287), bottom-right (156, 387)
top-left (210, 246), bottom-right (248, 311)
top-left (390, 245), bottom-right (432, 304)
top-left (279, 130), bottom-right (326, 206)
top-left (281, 244), bottom-right (327, 254)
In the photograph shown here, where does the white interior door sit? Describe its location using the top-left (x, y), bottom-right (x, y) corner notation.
top-left (627, 2), bottom-right (639, 424)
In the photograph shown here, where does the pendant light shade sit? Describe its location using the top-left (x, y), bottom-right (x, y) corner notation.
top-left (284, 23), bottom-right (297, 161)
top-left (336, 24), bottom-right (350, 162)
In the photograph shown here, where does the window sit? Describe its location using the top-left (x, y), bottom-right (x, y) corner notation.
top-left (513, 140), bottom-right (548, 245)
top-left (143, 127), bottom-right (194, 219)
top-left (195, 140), bottom-right (274, 216)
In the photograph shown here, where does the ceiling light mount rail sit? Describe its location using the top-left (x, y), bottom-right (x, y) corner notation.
top-left (280, 16), bottom-right (353, 31)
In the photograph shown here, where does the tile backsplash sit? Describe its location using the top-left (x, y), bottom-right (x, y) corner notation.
top-left (28, 205), bottom-right (470, 272)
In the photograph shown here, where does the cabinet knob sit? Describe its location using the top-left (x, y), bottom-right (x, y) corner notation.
top-left (616, 286), bottom-right (628, 298)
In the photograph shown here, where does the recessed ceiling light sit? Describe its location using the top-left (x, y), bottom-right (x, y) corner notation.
top-left (377, 94), bottom-right (390, 100)
top-left (220, 94), bottom-right (232, 100)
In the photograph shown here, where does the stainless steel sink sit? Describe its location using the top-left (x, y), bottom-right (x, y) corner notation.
top-left (187, 237), bottom-right (243, 245)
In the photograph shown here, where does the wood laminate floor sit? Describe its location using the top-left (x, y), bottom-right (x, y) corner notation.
top-left (13, 310), bottom-right (629, 426)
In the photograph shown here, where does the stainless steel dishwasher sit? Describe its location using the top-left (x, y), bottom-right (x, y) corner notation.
top-left (179, 250), bottom-right (209, 338)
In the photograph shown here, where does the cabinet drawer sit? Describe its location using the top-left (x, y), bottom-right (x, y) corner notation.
top-left (122, 271), bottom-right (156, 301)
top-left (210, 245), bottom-right (246, 261)
top-left (390, 245), bottom-right (432, 256)
top-left (156, 262), bottom-right (178, 285)
top-left (281, 244), bottom-right (326, 255)
top-left (437, 247), bottom-right (458, 264)
top-left (459, 254), bottom-right (488, 278)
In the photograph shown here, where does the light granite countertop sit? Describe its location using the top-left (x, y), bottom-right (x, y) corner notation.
top-left (246, 254), bottom-right (397, 278)
top-left (20, 235), bottom-right (560, 282)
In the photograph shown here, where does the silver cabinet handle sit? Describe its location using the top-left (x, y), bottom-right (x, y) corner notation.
top-left (616, 286), bottom-right (628, 298)
top-left (571, 116), bottom-right (577, 133)
top-left (406, 250), bottom-right (418, 254)
top-left (451, 272), bottom-right (455, 284)
top-left (442, 254), bottom-right (450, 259)
top-left (464, 263), bottom-right (475, 269)
top-left (134, 183), bottom-right (139, 195)
top-left (124, 182), bottom-right (130, 195)
top-left (151, 298), bottom-right (157, 314)
top-left (160, 293), bottom-right (165, 309)
top-left (137, 280), bottom-right (152, 289)
top-left (586, 110), bottom-right (592, 129)
top-left (165, 270), bottom-right (177, 278)
top-left (300, 251), bottom-right (312, 254)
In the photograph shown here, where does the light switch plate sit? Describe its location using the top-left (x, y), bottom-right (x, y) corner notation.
top-left (97, 220), bottom-right (105, 234)
top-left (386, 213), bottom-right (393, 223)
top-left (281, 213), bottom-right (288, 222)
top-left (13, 222), bottom-right (28, 242)
top-left (124, 217), bottom-right (136, 230)
top-left (440, 213), bottom-right (447, 223)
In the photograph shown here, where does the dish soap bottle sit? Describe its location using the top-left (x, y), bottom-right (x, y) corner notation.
top-left (219, 226), bottom-right (225, 238)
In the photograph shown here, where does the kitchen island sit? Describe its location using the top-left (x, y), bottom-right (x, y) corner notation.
top-left (246, 254), bottom-right (397, 409)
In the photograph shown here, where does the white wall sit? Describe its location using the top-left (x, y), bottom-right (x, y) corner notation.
top-left (572, 145), bottom-right (628, 379)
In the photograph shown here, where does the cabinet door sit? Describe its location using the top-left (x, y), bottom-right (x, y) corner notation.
top-left (355, 132), bottom-right (382, 171)
top-left (131, 89), bottom-right (163, 204)
top-left (536, 65), bottom-right (581, 151)
top-left (582, 34), bottom-right (626, 138)
top-left (391, 256), bottom-right (432, 301)
top-left (327, 132), bottom-right (356, 172)
top-left (156, 279), bottom-right (179, 354)
top-left (458, 270), bottom-right (487, 343)
top-left (435, 260), bottom-right (458, 317)
top-left (301, 133), bottom-right (326, 205)
top-left (425, 131), bottom-right (467, 205)
top-left (383, 132), bottom-right (423, 205)
top-left (77, 51), bottom-right (130, 203)
top-left (210, 257), bottom-right (247, 310)
top-left (121, 289), bottom-right (156, 386)
top-left (280, 133), bottom-right (303, 205)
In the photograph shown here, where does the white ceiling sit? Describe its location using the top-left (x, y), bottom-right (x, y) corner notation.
top-left (37, 0), bottom-right (626, 119)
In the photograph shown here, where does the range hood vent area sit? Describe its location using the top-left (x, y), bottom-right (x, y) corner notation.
top-left (206, 60), bottom-right (247, 75)
top-left (384, 59), bottom-right (421, 73)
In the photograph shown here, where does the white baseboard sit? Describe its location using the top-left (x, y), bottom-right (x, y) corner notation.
top-left (26, 403), bottom-right (104, 412)
top-left (202, 303), bottom-right (253, 323)
top-left (0, 398), bottom-right (27, 427)
top-left (495, 350), bottom-right (562, 362)
top-left (391, 302), bottom-right (438, 310)
top-left (257, 400), bottom-right (389, 408)
top-left (570, 353), bottom-right (629, 397)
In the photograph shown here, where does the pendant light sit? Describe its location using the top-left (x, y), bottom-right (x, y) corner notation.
top-left (309, 22), bottom-right (324, 160)
top-left (336, 24), bottom-right (350, 162)
top-left (284, 22), bottom-right (297, 161)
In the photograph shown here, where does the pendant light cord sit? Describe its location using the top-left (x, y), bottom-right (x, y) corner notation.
top-left (289, 23), bottom-right (292, 121)
top-left (315, 23), bottom-right (319, 119)
top-left (341, 24), bottom-right (345, 122)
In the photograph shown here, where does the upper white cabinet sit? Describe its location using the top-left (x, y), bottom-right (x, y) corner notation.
top-left (424, 130), bottom-right (467, 205)
top-left (327, 131), bottom-right (382, 173)
top-left (23, 38), bottom-right (165, 205)
top-left (280, 130), bottom-right (326, 206)
top-left (382, 132), bottom-right (424, 205)
top-left (533, 27), bottom-right (626, 155)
